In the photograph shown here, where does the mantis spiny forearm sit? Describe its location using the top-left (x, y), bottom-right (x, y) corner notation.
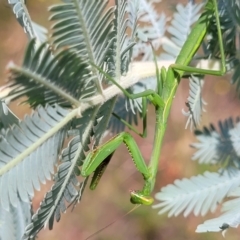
top-left (81, 0), bottom-right (226, 205)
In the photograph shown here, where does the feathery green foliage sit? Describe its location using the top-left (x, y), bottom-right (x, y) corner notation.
top-left (3, 0), bottom-right (139, 238)
top-left (1, 0), bottom-right (240, 239)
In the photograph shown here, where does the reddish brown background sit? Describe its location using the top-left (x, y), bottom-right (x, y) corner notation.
top-left (0, 0), bottom-right (239, 239)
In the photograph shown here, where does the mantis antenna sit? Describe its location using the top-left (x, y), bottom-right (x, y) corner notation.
top-left (85, 205), bottom-right (141, 240)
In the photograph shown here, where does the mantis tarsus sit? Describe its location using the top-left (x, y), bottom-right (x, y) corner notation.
top-left (81, 0), bottom-right (226, 205)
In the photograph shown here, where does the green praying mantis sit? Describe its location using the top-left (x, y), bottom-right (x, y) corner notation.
top-left (81, 0), bottom-right (226, 205)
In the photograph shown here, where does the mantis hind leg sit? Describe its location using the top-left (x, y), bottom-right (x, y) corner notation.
top-left (171, 0), bottom-right (226, 77)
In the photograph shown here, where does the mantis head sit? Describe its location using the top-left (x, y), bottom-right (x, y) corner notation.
top-left (130, 190), bottom-right (154, 205)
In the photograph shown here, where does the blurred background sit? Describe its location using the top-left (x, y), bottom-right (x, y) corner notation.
top-left (1, 0), bottom-right (240, 239)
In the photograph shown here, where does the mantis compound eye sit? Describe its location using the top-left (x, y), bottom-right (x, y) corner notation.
top-left (130, 190), bottom-right (154, 205)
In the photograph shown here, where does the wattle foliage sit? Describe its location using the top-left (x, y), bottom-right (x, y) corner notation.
top-left (1, 0), bottom-right (240, 239)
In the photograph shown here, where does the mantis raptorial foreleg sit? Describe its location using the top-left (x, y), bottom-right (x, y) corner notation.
top-left (82, 0), bottom-right (226, 205)
top-left (81, 132), bottom-right (154, 205)
top-left (86, 97), bottom-right (148, 194)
